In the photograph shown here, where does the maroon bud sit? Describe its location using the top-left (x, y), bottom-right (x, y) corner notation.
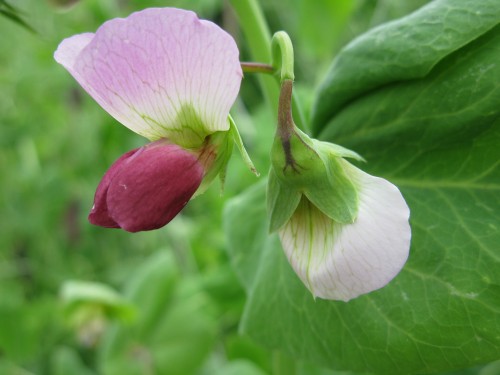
top-left (88, 140), bottom-right (204, 232)
top-left (89, 149), bottom-right (138, 228)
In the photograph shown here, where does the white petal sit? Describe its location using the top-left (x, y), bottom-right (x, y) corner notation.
top-left (279, 162), bottom-right (411, 301)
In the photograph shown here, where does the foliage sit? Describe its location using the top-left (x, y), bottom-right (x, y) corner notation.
top-left (0, 0), bottom-right (35, 33)
top-left (0, 0), bottom-right (498, 374)
top-left (225, 0), bottom-right (500, 374)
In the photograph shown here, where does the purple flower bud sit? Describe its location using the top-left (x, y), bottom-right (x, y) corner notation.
top-left (89, 141), bottom-right (204, 232)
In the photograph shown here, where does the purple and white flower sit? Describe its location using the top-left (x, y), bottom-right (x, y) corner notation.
top-left (55, 8), bottom-right (242, 232)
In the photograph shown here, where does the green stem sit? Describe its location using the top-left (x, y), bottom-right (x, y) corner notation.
top-left (277, 79), bottom-right (295, 140)
top-left (272, 31), bottom-right (295, 81)
top-left (229, 0), bottom-right (278, 108)
top-left (229, 0), bottom-right (306, 130)
top-left (241, 62), bottom-right (275, 75)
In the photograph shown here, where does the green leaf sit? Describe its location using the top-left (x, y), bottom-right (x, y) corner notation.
top-left (51, 347), bottom-right (96, 375)
top-left (480, 361), bottom-right (500, 375)
top-left (61, 280), bottom-right (135, 322)
top-left (296, 0), bottom-right (355, 60)
top-left (0, 1), bottom-right (35, 33)
top-left (99, 251), bottom-right (218, 375)
top-left (224, 180), bottom-right (270, 291)
top-left (311, 0), bottom-right (500, 134)
top-left (0, 289), bottom-right (58, 363)
top-left (120, 251), bottom-right (179, 338)
top-left (224, 1), bottom-right (500, 374)
top-left (218, 360), bottom-right (268, 375)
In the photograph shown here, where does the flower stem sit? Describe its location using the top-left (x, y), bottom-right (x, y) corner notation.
top-left (229, 0), bottom-right (278, 108)
top-left (241, 62), bottom-right (275, 75)
top-left (272, 31), bottom-right (295, 82)
top-left (277, 79), bottom-right (295, 141)
top-left (229, 0), bottom-right (306, 130)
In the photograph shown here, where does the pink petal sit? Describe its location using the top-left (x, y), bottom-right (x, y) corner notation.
top-left (88, 148), bottom-right (139, 228)
top-left (54, 8), bottom-right (242, 143)
top-left (54, 33), bottom-right (94, 79)
top-left (104, 141), bottom-right (204, 232)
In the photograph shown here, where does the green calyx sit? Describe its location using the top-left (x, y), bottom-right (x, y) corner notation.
top-left (267, 167), bottom-right (302, 232)
top-left (195, 116), bottom-right (258, 196)
top-left (267, 79), bottom-right (363, 232)
top-left (269, 128), bottom-right (361, 231)
top-left (195, 129), bottom-right (233, 196)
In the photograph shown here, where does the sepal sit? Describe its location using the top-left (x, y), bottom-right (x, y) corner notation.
top-left (229, 116), bottom-right (259, 176)
top-left (313, 139), bottom-right (365, 162)
top-left (267, 169), bottom-right (301, 232)
top-left (270, 127), bottom-right (359, 224)
top-left (195, 130), bottom-right (234, 196)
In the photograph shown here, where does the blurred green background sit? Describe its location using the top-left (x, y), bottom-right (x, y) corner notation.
top-left (4, 0), bottom-right (493, 374)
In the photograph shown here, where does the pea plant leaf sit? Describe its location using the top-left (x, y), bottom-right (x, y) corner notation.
top-left (224, 0), bottom-right (500, 374)
top-left (311, 0), bottom-right (500, 134)
top-left (98, 252), bottom-right (218, 375)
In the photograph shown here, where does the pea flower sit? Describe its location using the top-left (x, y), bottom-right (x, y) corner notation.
top-left (55, 8), bottom-right (246, 232)
top-left (268, 80), bottom-right (411, 301)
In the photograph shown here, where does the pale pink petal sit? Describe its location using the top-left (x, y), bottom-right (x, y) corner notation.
top-left (54, 33), bottom-right (94, 78)
top-left (54, 8), bottom-right (242, 144)
top-left (279, 162), bottom-right (411, 301)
